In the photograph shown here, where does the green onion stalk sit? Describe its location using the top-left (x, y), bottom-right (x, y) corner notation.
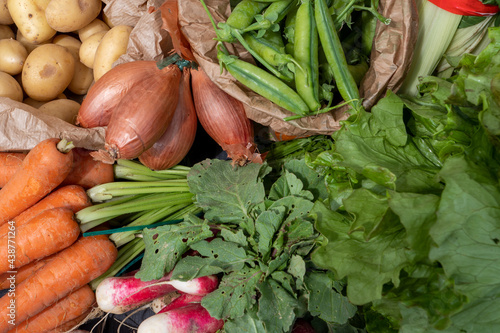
top-left (79, 160), bottom-right (200, 287)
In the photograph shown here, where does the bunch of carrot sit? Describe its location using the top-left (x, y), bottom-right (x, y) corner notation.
top-left (0, 138), bottom-right (118, 333)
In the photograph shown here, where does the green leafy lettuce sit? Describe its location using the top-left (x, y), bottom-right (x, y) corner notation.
top-left (310, 27), bottom-right (500, 332)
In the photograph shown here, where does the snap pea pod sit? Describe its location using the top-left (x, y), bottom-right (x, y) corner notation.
top-left (294, 0), bottom-right (321, 111)
top-left (243, 31), bottom-right (303, 80)
top-left (242, 0), bottom-right (298, 35)
top-left (218, 48), bottom-right (310, 116)
top-left (315, 0), bottom-right (361, 111)
top-left (217, 0), bottom-right (270, 42)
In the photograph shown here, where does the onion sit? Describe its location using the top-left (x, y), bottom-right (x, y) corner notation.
top-left (90, 64), bottom-right (182, 163)
top-left (77, 61), bottom-right (159, 128)
top-left (191, 68), bottom-right (262, 166)
top-left (139, 68), bottom-right (198, 170)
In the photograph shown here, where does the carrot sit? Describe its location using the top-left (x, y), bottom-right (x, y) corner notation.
top-left (0, 234), bottom-right (117, 332)
top-left (0, 254), bottom-right (55, 289)
top-left (0, 152), bottom-right (27, 188)
top-left (0, 138), bottom-right (74, 226)
top-left (0, 148), bottom-right (114, 191)
top-left (46, 314), bottom-right (91, 333)
top-left (60, 148), bottom-right (115, 189)
top-left (0, 207), bottom-right (80, 274)
top-left (6, 285), bottom-right (95, 333)
top-left (0, 184), bottom-right (91, 237)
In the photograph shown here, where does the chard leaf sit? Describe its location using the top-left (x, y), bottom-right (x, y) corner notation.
top-left (136, 214), bottom-right (213, 281)
top-left (257, 278), bottom-right (298, 333)
top-left (202, 266), bottom-right (263, 320)
top-left (430, 156), bottom-right (500, 299)
top-left (343, 188), bottom-right (393, 240)
top-left (388, 191), bottom-right (440, 260)
top-left (187, 159), bottom-right (270, 226)
top-left (334, 91), bottom-right (442, 194)
top-left (311, 201), bottom-right (409, 305)
top-left (305, 271), bottom-right (357, 324)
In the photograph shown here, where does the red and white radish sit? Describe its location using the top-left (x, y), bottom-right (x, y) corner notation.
top-left (96, 273), bottom-right (218, 315)
top-left (137, 303), bottom-right (224, 333)
top-left (158, 293), bottom-right (204, 314)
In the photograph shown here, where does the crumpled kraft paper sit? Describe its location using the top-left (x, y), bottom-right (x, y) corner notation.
top-left (178, 0), bottom-right (419, 137)
top-left (0, 98), bottom-right (106, 151)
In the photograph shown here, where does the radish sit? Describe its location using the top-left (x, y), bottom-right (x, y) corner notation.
top-left (158, 293), bottom-right (204, 313)
top-left (96, 274), bottom-right (219, 314)
top-left (152, 292), bottom-right (182, 314)
top-left (137, 303), bottom-right (224, 333)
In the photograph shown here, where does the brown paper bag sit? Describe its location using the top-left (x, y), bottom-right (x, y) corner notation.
top-left (178, 0), bottom-right (419, 137)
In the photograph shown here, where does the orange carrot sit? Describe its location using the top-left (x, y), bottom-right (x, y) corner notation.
top-left (46, 312), bottom-right (91, 333)
top-left (0, 234), bottom-right (117, 332)
top-left (0, 184), bottom-right (91, 237)
top-left (0, 254), bottom-right (55, 289)
top-left (0, 207), bottom-right (80, 274)
top-left (0, 138), bottom-right (74, 226)
top-left (0, 152), bottom-right (27, 188)
top-left (6, 285), bottom-right (95, 333)
top-left (60, 147), bottom-right (115, 189)
top-left (0, 148), bottom-right (114, 191)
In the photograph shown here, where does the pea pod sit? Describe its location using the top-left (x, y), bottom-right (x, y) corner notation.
top-left (315, 0), bottom-right (361, 110)
top-left (242, 0), bottom-right (298, 35)
top-left (294, 0), bottom-right (320, 111)
top-left (243, 31), bottom-right (303, 80)
top-left (218, 49), bottom-right (309, 116)
top-left (217, 0), bottom-right (270, 42)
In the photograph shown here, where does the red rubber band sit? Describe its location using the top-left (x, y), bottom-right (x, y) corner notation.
top-left (428, 0), bottom-right (500, 16)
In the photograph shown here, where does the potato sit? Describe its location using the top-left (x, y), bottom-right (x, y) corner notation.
top-left (0, 25), bottom-right (13, 39)
top-left (53, 34), bottom-right (81, 57)
top-left (79, 30), bottom-right (106, 69)
top-left (78, 18), bottom-right (109, 42)
top-left (45, 0), bottom-right (102, 32)
top-left (23, 97), bottom-right (45, 108)
top-left (0, 71), bottom-right (23, 101)
top-left (22, 44), bottom-right (75, 101)
top-left (37, 98), bottom-right (80, 124)
top-left (93, 25), bottom-right (132, 81)
top-left (0, 38), bottom-right (28, 75)
top-left (7, 0), bottom-right (56, 44)
top-left (52, 34), bottom-right (93, 95)
top-left (16, 30), bottom-right (53, 53)
top-left (0, 0), bottom-right (13, 25)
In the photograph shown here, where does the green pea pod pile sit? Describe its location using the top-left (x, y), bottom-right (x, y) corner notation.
top-left (199, 0), bottom-right (390, 119)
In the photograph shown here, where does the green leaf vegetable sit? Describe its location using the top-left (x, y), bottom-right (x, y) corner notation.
top-left (310, 27), bottom-right (500, 332)
top-left (136, 158), bottom-right (358, 332)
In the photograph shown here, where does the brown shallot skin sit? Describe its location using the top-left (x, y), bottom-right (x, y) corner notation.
top-left (139, 68), bottom-right (197, 170)
top-left (91, 64), bottom-right (182, 164)
top-left (191, 68), bottom-right (262, 166)
top-left (77, 61), bottom-right (159, 128)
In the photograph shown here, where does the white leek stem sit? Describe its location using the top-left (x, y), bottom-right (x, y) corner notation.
top-left (399, 0), bottom-right (462, 96)
top-left (436, 16), bottom-right (495, 77)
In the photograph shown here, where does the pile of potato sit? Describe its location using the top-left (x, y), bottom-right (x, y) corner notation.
top-left (0, 0), bottom-right (132, 125)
